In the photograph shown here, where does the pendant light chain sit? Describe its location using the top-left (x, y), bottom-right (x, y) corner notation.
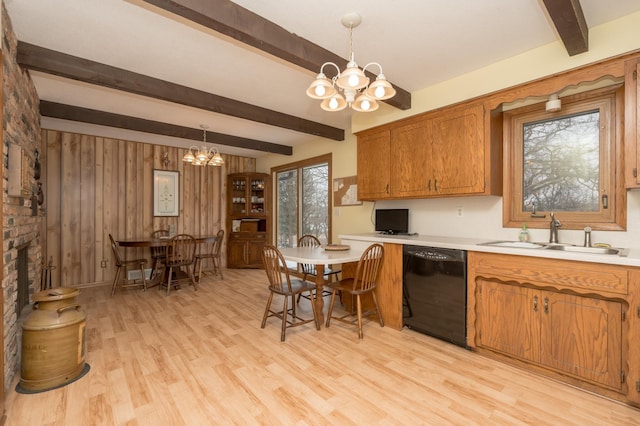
top-left (348, 23), bottom-right (354, 62)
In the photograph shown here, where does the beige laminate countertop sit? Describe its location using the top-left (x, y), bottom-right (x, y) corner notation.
top-left (339, 233), bottom-right (640, 268)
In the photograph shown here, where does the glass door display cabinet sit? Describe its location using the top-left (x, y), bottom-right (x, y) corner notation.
top-left (227, 173), bottom-right (270, 268)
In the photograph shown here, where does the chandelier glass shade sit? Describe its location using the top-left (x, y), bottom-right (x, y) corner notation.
top-left (182, 125), bottom-right (224, 166)
top-left (306, 13), bottom-right (396, 112)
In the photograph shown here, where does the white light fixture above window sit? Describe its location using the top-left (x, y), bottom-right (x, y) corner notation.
top-left (546, 94), bottom-right (562, 112)
top-left (306, 13), bottom-right (396, 112)
top-left (182, 125), bottom-right (224, 167)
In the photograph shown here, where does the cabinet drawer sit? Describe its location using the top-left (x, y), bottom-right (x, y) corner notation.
top-left (470, 252), bottom-right (629, 295)
top-left (231, 233), bottom-right (265, 239)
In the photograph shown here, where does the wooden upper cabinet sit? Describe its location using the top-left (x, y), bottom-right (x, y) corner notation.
top-left (356, 100), bottom-right (496, 201)
top-left (431, 103), bottom-right (485, 194)
top-left (357, 129), bottom-right (391, 199)
top-left (390, 120), bottom-right (430, 197)
top-left (624, 58), bottom-right (640, 188)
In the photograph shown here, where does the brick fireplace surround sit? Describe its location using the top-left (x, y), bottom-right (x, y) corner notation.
top-left (2, 2), bottom-right (44, 393)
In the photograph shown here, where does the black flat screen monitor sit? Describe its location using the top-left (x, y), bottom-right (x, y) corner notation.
top-left (375, 209), bottom-right (409, 235)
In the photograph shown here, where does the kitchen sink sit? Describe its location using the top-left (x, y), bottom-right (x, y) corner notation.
top-left (478, 241), bottom-right (628, 256)
top-left (479, 241), bottom-right (546, 249)
top-left (543, 244), bottom-right (628, 256)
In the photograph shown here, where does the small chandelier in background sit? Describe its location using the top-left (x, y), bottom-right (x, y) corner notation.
top-left (182, 125), bottom-right (225, 166)
top-left (306, 13), bottom-right (396, 112)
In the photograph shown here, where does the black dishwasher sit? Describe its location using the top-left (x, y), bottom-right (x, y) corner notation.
top-left (403, 245), bottom-right (467, 348)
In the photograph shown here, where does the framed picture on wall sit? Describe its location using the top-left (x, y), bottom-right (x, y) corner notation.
top-left (153, 170), bottom-right (179, 216)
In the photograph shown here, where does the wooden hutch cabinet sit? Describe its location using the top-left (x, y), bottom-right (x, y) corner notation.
top-left (226, 172), bottom-right (270, 268)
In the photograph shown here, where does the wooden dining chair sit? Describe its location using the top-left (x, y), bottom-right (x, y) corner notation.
top-left (194, 229), bottom-right (224, 282)
top-left (108, 234), bottom-right (147, 296)
top-left (296, 234), bottom-right (341, 304)
top-left (261, 245), bottom-right (320, 342)
top-left (326, 243), bottom-right (385, 339)
top-left (162, 234), bottom-right (197, 296)
top-left (149, 229), bottom-right (169, 279)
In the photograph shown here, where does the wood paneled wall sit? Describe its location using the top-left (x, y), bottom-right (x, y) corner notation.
top-left (41, 129), bottom-right (256, 287)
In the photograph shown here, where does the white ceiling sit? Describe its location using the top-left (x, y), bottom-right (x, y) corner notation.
top-left (5, 0), bottom-right (640, 158)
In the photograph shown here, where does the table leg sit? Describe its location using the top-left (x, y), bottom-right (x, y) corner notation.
top-left (147, 263), bottom-right (165, 288)
top-left (314, 264), bottom-right (325, 325)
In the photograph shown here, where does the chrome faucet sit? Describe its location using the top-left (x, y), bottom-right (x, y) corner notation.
top-left (549, 212), bottom-right (561, 243)
top-left (584, 226), bottom-right (592, 247)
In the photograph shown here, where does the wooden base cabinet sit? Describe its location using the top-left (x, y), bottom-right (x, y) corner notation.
top-left (468, 251), bottom-right (639, 407)
top-left (227, 233), bottom-right (266, 269)
top-left (477, 278), bottom-right (622, 390)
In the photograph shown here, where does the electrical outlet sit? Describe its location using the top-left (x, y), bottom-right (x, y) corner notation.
top-left (101, 260), bottom-right (107, 268)
top-left (456, 207), bottom-right (463, 217)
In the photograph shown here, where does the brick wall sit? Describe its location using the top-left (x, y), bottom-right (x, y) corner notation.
top-left (2, 3), bottom-right (43, 392)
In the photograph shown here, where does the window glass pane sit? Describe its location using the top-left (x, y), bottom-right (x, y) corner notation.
top-left (276, 169), bottom-right (297, 248)
top-left (301, 164), bottom-right (329, 244)
top-left (522, 110), bottom-right (600, 213)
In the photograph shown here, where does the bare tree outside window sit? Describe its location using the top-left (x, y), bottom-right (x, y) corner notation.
top-left (302, 164), bottom-right (329, 244)
top-left (523, 111), bottom-right (600, 213)
top-left (273, 155), bottom-right (332, 248)
top-left (276, 170), bottom-right (297, 248)
top-left (503, 84), bottom-right (623, 230)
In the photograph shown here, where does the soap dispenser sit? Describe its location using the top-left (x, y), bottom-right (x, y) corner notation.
top-left (519, 224), bottom-right (530, 242)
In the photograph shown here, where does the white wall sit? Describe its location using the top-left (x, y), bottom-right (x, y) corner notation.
top-left (374, 193), bottom-right (640, 249)
top-left (257, 11), bottom-right (640, 249)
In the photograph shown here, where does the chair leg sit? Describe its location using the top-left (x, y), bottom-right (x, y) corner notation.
top-left (188, 268), bottom-right (198, 291)
top-left (296, 273), bottom-right (310, 304)
top-left (214, 257), bottom-right (223, 279)
top-left (308, 289), bottom-right (320, 330)
top-left (150, 257), bottom-right (158, 280)
top-left (356, 295), bottom-right (364, 339)
top-left (193, 258), bottom-right (200, 283)
top-left (281, 293), bottom-right (289, 342)
top-left (166, 266), bottom-right (173, 296)
top-left (326, 289), bottom-right (337, 327)
top-left (291, 293), bottom-right (296, 318)
top-left (371, 291), bottom-right (384, 328)
top-left (261, 292), bottom-right (274, 329)
top-left (197, 258), bottom-right (204, 283)
top-left (111, 266), bottom-right (122, 296)
top-left (139, 263), bottom-right (147, 292)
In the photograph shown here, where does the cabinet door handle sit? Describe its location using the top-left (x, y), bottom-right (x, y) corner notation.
top-left (385, 183), bottom-right (389, 194)
top-left (434, 179), bottom-right (438, 192)
top-left (544, 297), bottom-right (549, 313)
top-left (427, 179), bottom-right (431, 191)
top-left (533, 295), bottom-right (538, 312)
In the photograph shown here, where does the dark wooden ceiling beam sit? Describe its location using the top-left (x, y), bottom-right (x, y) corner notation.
top-left (541, 0), bottom-right (588, 56)
top-left (40, 101), bottom-right (293, 155)
top-left (18, 42), bottom-right (343, 142)
top-left (141, 0), bottom-right (412, 110)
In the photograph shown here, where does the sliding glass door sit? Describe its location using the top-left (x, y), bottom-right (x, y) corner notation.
top-left (273, 154), bottom-right (332, 248)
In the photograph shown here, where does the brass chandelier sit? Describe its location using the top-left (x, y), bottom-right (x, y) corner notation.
top-left (182, 125), bottom-right (224, 166)
top-left (306, 13), bottom-right (396, 112)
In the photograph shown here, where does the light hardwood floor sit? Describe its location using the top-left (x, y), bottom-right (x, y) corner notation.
top-left (5, 268), bottom-right (639, 425)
